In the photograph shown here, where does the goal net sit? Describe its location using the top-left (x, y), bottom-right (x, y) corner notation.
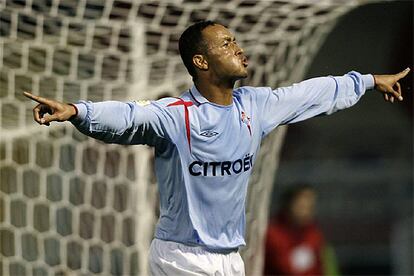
top-left (0, 0), bottom-right (361, 275)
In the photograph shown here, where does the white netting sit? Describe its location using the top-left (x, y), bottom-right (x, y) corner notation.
top-left (0, 0), bottom-right (361, 275)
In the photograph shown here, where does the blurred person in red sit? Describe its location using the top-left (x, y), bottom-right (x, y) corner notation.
top-left (264, 184), bottom-right (338, 276)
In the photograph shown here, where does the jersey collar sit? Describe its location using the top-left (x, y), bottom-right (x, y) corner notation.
top-left (189, 85), bottom-right (209, 105)
top-left (189, 85), bottom-right (235, 108)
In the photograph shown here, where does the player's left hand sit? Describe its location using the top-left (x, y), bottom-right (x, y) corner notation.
top-left (373, 67), bottom-right (410, 103)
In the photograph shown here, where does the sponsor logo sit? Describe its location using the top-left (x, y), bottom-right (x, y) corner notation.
top-left (189, 153), bottom-right (254, 177)
top-left (200, 130), bottom-right (219, 137)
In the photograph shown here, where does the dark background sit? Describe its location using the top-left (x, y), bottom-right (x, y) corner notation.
top-left (272, 1), bottom-right (413, 275)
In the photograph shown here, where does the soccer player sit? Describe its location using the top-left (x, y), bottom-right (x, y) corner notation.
top-left (24, 21), bottom-right (410, 275)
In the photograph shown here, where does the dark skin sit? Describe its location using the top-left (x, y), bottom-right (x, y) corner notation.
top-left (192, 24), bottom-right (248, 105)
top-left (24, 24), bottom-right (410, 124)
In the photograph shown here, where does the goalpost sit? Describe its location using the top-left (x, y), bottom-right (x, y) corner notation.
top-left (0, 1), bottom-right (363, 275)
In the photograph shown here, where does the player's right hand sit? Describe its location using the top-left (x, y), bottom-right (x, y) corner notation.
top-left (23, 92), bottom-right (77, 126)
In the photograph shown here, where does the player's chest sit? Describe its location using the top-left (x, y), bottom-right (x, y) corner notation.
top-left (187, 105), bottom-right (258, 159)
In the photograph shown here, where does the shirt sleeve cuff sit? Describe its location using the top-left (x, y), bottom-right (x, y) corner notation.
top-left (69, 103), bottom-right (87, 124)
top-left (362, 74), bottom-right (375, 90)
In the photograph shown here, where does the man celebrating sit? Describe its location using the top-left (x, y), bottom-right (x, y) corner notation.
top-left (24, 21), bottom-right (410, 275)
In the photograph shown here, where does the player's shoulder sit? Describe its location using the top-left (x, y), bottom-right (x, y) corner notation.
top-left (143, 91), bottom-right (194, 112)
top-left (234, 86), bottom-right (272, 101)
top-left (133, 93), bottom-right (188, 108)
top-left (152, 97), bottom-right (181, 107)
top-left (131, 98), bottom-right (165, 107)
top-left (234, 86), bottom-right (271, 94)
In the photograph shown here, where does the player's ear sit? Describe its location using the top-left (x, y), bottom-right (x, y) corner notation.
top-left (193, 54), bottom-right (208, 71)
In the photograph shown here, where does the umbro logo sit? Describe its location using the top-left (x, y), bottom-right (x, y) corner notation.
top-left (200, 130), bottom-right (219, 137)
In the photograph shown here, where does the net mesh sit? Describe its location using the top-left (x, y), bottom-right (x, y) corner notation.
top-left (0, 0), bottom-right (361, 275)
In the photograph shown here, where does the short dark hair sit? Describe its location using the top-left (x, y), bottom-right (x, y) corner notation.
top-left (179, 20), bottom-right (217, 79)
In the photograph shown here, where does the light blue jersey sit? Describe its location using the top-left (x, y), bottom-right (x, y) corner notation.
top-left (71, 71), bottom-right (374, 251)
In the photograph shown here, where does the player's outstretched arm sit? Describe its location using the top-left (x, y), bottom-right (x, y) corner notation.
top-left (24, 91), bottom-right (179, 146)
top-left (23, 91), bottom-right (77, 126)
top-left (257, 68), bottom-right (411, 135)
top-left (373, 67), bottom-right (410, 103)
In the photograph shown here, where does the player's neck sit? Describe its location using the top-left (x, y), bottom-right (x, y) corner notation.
top-left (194, 79), bottom-right (235, 106)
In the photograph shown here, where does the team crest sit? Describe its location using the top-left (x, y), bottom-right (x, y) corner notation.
top-left (241, 111), bottom-right (252, 136)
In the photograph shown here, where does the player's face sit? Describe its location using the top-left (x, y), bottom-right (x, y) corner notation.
top-left (201, 25), bottom-right (248, 81)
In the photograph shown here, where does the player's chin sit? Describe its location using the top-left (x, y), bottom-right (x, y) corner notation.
top-left (239, 70), bottom-right (248, 79)
top-left (237, 68), bottom-right (249, 79)
top-left (233, 73), bottom-right (248, 82)
top-left (230, 67), bottom-right (248, 81)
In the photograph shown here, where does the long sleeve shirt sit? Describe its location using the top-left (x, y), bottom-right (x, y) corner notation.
top-left (71, 72), bottom-right (374, 251)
